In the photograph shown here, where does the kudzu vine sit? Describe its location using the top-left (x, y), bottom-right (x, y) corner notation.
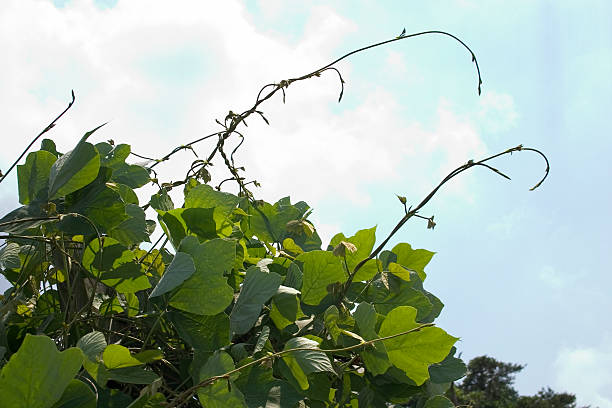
top-left (0, 30), bottom-right (548, 408)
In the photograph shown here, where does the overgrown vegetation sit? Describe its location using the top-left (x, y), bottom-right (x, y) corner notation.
top-left (0, 31), bottom-right (548, 407)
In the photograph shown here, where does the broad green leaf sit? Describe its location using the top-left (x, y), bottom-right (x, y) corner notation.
top-left (82, 237), bottom-right (151, 293)
top-left (112, 163), bottom-right (150, 188)
top-left (41, 138), bottom-right (60, 157)
top-left (428, 346), bottom-right (466, 384)
top-left (230, 265), bottom-right (282, 335)
top-left (253, 326), bottom-right (270, 354)
top-left (281, 337), bottom-right (334, 390)
top-left (424, 395), bottom-right (454, 408)
top-left (182, 207), bottom-right (217, 239)
top-left (298, 251), bottom-right (345, 305)
top-left (59, 167), bottom-right (127, 233)
top-left (106, 366), bottom-right (159, 384)
top-left (17, 150), bottom-right (56, 204)
top-left (149, 189), bottom-right (174, 211)
top-left (185, 183), bottom-right (242, 217)
top-left (269, 286), bottom-right (305, 330)
top-left (391, 243), bottom-right (435, 281)
top-left (234, 361), bottom-right (302, 408)
top-left (0, 202), bottom-right (51, 233)
top-left (77, 331), bottom-right (107, 362)
top-left (329, 227), bottom-right (379, 281)
top-left (374, 282), bottom-right (433, 321)
top-left (0, 334), bottom-right (84, 408)
top-left (169, 237), bottom-right (235, 315)
top-left (103, 344), bottom-right (143, 369)
top-left (167, 310), bottom-right (230, 352)
top-left (0, 242), bottom-right (21, 269)
top-left (126, 393), bottom-right (166, 408)
top-left (134, 349), bottom-right (163, 364)
top-left (324, 305), bottom-right (342, 343)
top-left (354, 302), bottom-right (391, 376)
top-left (51, 379), bottom-right (96, 408)
top-left (48, 125), bottom-right (103, 199)
top-left (149, 252), bottom-right (196, 297)
top-left (198, 351), bottom-right (247, 408)
top-left (110, 204), bottom-right (150, 246)
top-left (98, 143), bottom-right (130, 168)
top-left (246, 197), bottom-right (303, 243)
top-left (157, 209), bottom-right (187, 249)
top-left (379, 306), bottom-right (457, 386)
top-left (111, 182), bottom-right (139, 205)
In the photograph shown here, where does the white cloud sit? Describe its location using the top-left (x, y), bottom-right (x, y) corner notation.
top-left (477, 90), bottom-right (518, 134)
top-left (0, 0), bottom-right (487, 222)
top-left (555, 339), bottom-right (612, 408)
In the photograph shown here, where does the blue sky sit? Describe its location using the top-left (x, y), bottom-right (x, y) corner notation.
top-left (0, 1), bottom-right (610, 405)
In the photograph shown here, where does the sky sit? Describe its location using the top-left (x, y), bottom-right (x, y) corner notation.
top-left (0, 1), bottom-right (610, 406)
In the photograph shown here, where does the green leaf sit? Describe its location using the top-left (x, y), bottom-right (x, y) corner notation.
top-left (99, 143), bottom-right (131, 168)
top-left (253, 326), bottom-right (270, 354)
top-left (281, 337), bottom-right (334, 390)
top-left (51, 379), bottom-right (96, 408)
top-left (428, 346), bottom-right (466, 384)
top-left (106, 366), bottom-right (160, 384)
top-left (111, 183), bottom-right (139, 205)
top-left (182, 207), bottom-right (217, 239)
top-left (324, 305), bottom-right (342, 343)
top-left (126, 393), bottom-right (166, 408)
top-left (167, 310), bottom-right (230, 352)
top-left (77, 331), bottom-right (107, 362)
top-left (374, 281), bottom-right (433, 321)
top-left (17, 150), bottom-right (57, 204)
top-left (329, 227), bottom-right (379, 281)
top-left (103, 344), bottom-right (144, 369)
top-left (149, 251), bottom-right (196, 297)
top-left (424, 395), bottom-right (455, 408)
top-left (48, 125), bottom-right (103, 199)
top-left (0, 202), bottom-right (52, 233)
top-left (354, 302), bottom-right (391, 376)
top-left (150, 189), bottom-right (174, 211)
top-left (169, 237), bottom-right (235, 315)
top-left (391, 243), bottom-right (435, 281)
top-left (157, 209), bottom-right (187, 249)
top-left (82, 237), bottom-right (151, 293)
top-left (269, 286), bottom-right (305, 330)
top-left (134, 349), bottom-right (163, 364)
top-left (0, 242), bottom-right (21, 269)
top-left (246, 197), bottom-right (303, 243)
top-left (379, 306), bottom-right (457, 386)
top-left (110, 204), bottom-right (151, 246)
top-left (234, 362), bottom-right (302, 408)
top-left (230, 265), bottom-right (282, 335)
top-left (0, 334), bottom-right (84, 408)
top-left (185, 183), bottom-right (242, 217)
top-left (198, 351), bottom-right (247, 408)
top-left (298, 251), bottom-right (345, 306)
top-left (112, 163), bottom-right (150, 188)
top-left (41, 138), bottom-right (60, 157)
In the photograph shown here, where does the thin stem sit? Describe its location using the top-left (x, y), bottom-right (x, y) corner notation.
top-left (0, 90), bottom-right (75, 185)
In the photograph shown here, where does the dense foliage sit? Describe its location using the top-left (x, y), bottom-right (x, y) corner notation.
top-left (454, 356), bottom-right (587, 408)
top-left (0, 31), bottom-right (548, 407)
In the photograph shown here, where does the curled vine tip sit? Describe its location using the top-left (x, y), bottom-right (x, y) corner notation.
top-left (522, 147), bottom-right (550, 191)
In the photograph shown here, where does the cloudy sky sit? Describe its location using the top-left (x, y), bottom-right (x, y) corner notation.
top-left (1, 1), bottom-right (610, 406)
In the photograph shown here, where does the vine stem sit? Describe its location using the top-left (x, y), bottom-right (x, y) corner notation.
top-left (165, 322), bottom-right (435, 407)
top-left (0, 90), bottom-right (75, 185)
top-left (341, 145), bottom-right (549, 297)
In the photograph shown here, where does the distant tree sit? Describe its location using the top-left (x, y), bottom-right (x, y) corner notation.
top-left (455, 357), bottom-right (588, 408)
top-left (517, 387), bottom-right (581, 408)
top-left (457, 355), bottom-right (524, 407)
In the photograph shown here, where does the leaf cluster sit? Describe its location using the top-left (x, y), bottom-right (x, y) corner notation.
top-left (0, 30), bottom-right (548, 408)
